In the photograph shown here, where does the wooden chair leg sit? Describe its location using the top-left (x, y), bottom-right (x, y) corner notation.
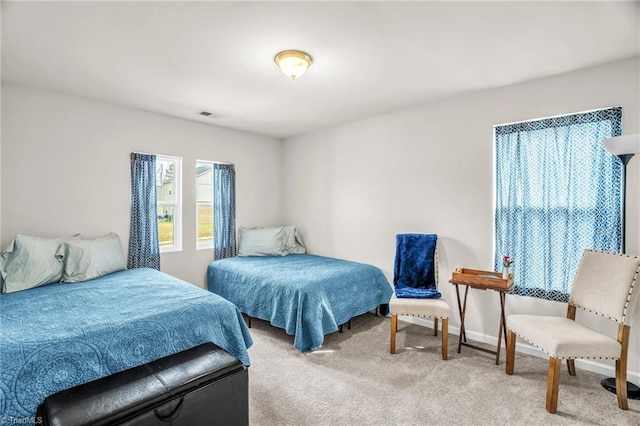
top-left (506, 329), bottom-right (515, 375)
top-left (390, 313), bottom-right (397, 354)
top-left (566, 359), bottom-right (576, 376)
top-left (615, 358), bottom-right (629, 410)
top-left (433, 318), bottom-right (438, 336)
top-left (546, 357), bottom-right (562, 413)
top-left (616, 324), bottom-right (630, 410)
top-left (441, 318), bottom-right (448, 360)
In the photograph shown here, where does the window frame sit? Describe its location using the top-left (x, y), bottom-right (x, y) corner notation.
top-left (156, 154), bottom-right (182, 253)
top-left (196, 160), bottom-right (215, 250)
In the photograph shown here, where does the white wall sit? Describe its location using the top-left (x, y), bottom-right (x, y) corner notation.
top-left (1, 84), bottom-right (283, 287)
top-left (282, 57), bottom-right (640, 379)
top-left (0, 6), bottom-right (3, 245)
top-left (0, 84), bottom-right (3, 245)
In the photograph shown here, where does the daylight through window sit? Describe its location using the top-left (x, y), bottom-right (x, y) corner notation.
top-left (196, 160), bottom-right (214, 249)
top-left (156, 155), bottom-right (182, 252)
top-left (494, 107), bottom-right (622, 302)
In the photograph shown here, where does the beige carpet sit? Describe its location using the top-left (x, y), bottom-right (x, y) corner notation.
top-left (246, 313), bottom-right (640, 426)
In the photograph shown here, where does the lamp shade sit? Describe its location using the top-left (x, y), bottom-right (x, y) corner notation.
top-left (274, 50), bottom-right (313, 80)
top-left (601, 134), bottom-right (640, 155)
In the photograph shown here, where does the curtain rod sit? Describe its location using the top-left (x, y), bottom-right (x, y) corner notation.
top-left (131, 152), bottom-right (234, 166)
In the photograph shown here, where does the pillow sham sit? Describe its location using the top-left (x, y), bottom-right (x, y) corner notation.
top-left (237, 226), bottom-right (288, 257)
top-left (283, 226), bottom-right (306, 254)
top-left (0, 234), bottom-right (68, 294)
top-left (60, 233), bottom-right (127, 283)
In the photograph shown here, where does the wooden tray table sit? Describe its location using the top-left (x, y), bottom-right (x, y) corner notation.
top-left (449, 268), bottom-right (513, 364)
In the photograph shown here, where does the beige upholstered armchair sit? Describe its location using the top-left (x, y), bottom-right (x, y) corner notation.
top-left (505, 249), bottom-right (640, 413)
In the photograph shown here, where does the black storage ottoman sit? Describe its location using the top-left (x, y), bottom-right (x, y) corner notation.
top-left (37, 343), bottom-right (248, 426)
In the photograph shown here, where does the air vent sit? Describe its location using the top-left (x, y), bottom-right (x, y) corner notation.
top-left (198, 111), bottom-right (223, 119)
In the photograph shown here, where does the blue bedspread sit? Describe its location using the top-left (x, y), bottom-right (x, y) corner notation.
top-left (207, 254), bottom-right (392, 352)
top-left (0, 268), bottom-right (252, 420)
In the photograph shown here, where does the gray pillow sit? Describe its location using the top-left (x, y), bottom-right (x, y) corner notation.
top-left (237, 226), bottom-right (288, 257)
top-left (283, 226), bottom-right (306, 254)
top-left (0, 234), bottom-right (68, 293)
top-left (60, 233), bottom-right (127, 282)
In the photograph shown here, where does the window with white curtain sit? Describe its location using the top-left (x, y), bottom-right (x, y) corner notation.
top-left (494, 107), bottom-right (622, 302)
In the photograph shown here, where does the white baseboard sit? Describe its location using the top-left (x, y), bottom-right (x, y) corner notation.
top-left (398, 316), bottom-right (640, 385)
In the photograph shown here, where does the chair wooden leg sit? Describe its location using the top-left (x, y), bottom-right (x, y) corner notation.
top-left (433, 318), bottom-right (438, 336)
top-left (441, 318), bottom-right (448, 360)
top-left (616, 324), bottom-right (630, 410)
top-left (615, 358), bottom-right (629, 410)
top-left (506, 329), bottom-right (515, 375)
top-left (566, 359), bottom-right (576, 376)
top-left (546, 357), bottom-right (562, 413)
top-left (390, 314), bottom-right (397, 354)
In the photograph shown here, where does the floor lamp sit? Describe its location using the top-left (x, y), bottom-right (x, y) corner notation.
top-left (600, 133), bottom-right (640, 400)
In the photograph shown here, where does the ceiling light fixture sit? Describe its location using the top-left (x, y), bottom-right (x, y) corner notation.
top-left (274, 50), bottom-right (313, 80)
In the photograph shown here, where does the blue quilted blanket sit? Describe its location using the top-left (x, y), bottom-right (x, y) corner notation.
top-left (0, 268), bottom-right (252, 420)
top-left (394, 233), bottom-right (441, 299)
top-left (207, 254), bottom-right (392, 352)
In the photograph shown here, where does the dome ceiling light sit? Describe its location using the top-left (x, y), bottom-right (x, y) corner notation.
top-left (274, 50), bottom-right (313, 80)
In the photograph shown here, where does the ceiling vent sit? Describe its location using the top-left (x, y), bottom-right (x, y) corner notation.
top-left (198, 111), bottom-right (223, 119)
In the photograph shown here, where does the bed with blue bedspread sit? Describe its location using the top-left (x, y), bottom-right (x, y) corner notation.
top-left (0, 268), bottom-right (252, 420)
top-left (207, 254), bottom-right (393, 352)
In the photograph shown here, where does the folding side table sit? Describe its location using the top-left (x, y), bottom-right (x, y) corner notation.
top-left (449, 268), bottom-right (513, 365)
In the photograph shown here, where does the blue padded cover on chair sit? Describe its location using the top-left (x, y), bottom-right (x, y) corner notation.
top-left (393, 233), bottom-right (441, 299)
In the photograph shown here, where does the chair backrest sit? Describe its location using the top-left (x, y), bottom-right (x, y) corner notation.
top-left (393, 233), bottom-right (438, 289)
top-left (569, 249), bottom-right (640, 325)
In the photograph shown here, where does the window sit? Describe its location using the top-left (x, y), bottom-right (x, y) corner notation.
top-left (196, 160), bottom-right (214, 249)
top-left (156, 155), bottom-right (182, 252)
top-left (494, 107), bottom-right (622, 302)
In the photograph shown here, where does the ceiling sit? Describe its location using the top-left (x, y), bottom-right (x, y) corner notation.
top-left (2, 1), bottom-right (639, 139)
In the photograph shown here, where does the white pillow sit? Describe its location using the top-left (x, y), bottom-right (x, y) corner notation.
top-left (60, 233), bottom-right (127, 282)
top-left (0, 234), bottom-right (69, 293)
top-left (237, 226), bottom-right (288, 257)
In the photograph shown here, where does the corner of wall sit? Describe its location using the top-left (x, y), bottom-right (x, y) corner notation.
top-left (278, 136), bottom-right (288, 224)
top-left (0, 84), bottom-right (3, 245)
top-left (0, 6), bottom-right (3, 245)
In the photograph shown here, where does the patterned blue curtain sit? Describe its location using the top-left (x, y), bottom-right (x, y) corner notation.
top-left (213, 163), bottom-right (236, 259)
top-left (495, 107), bottom-right (622, 302)
top-left (128, 153), bottom-right (161, 270)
